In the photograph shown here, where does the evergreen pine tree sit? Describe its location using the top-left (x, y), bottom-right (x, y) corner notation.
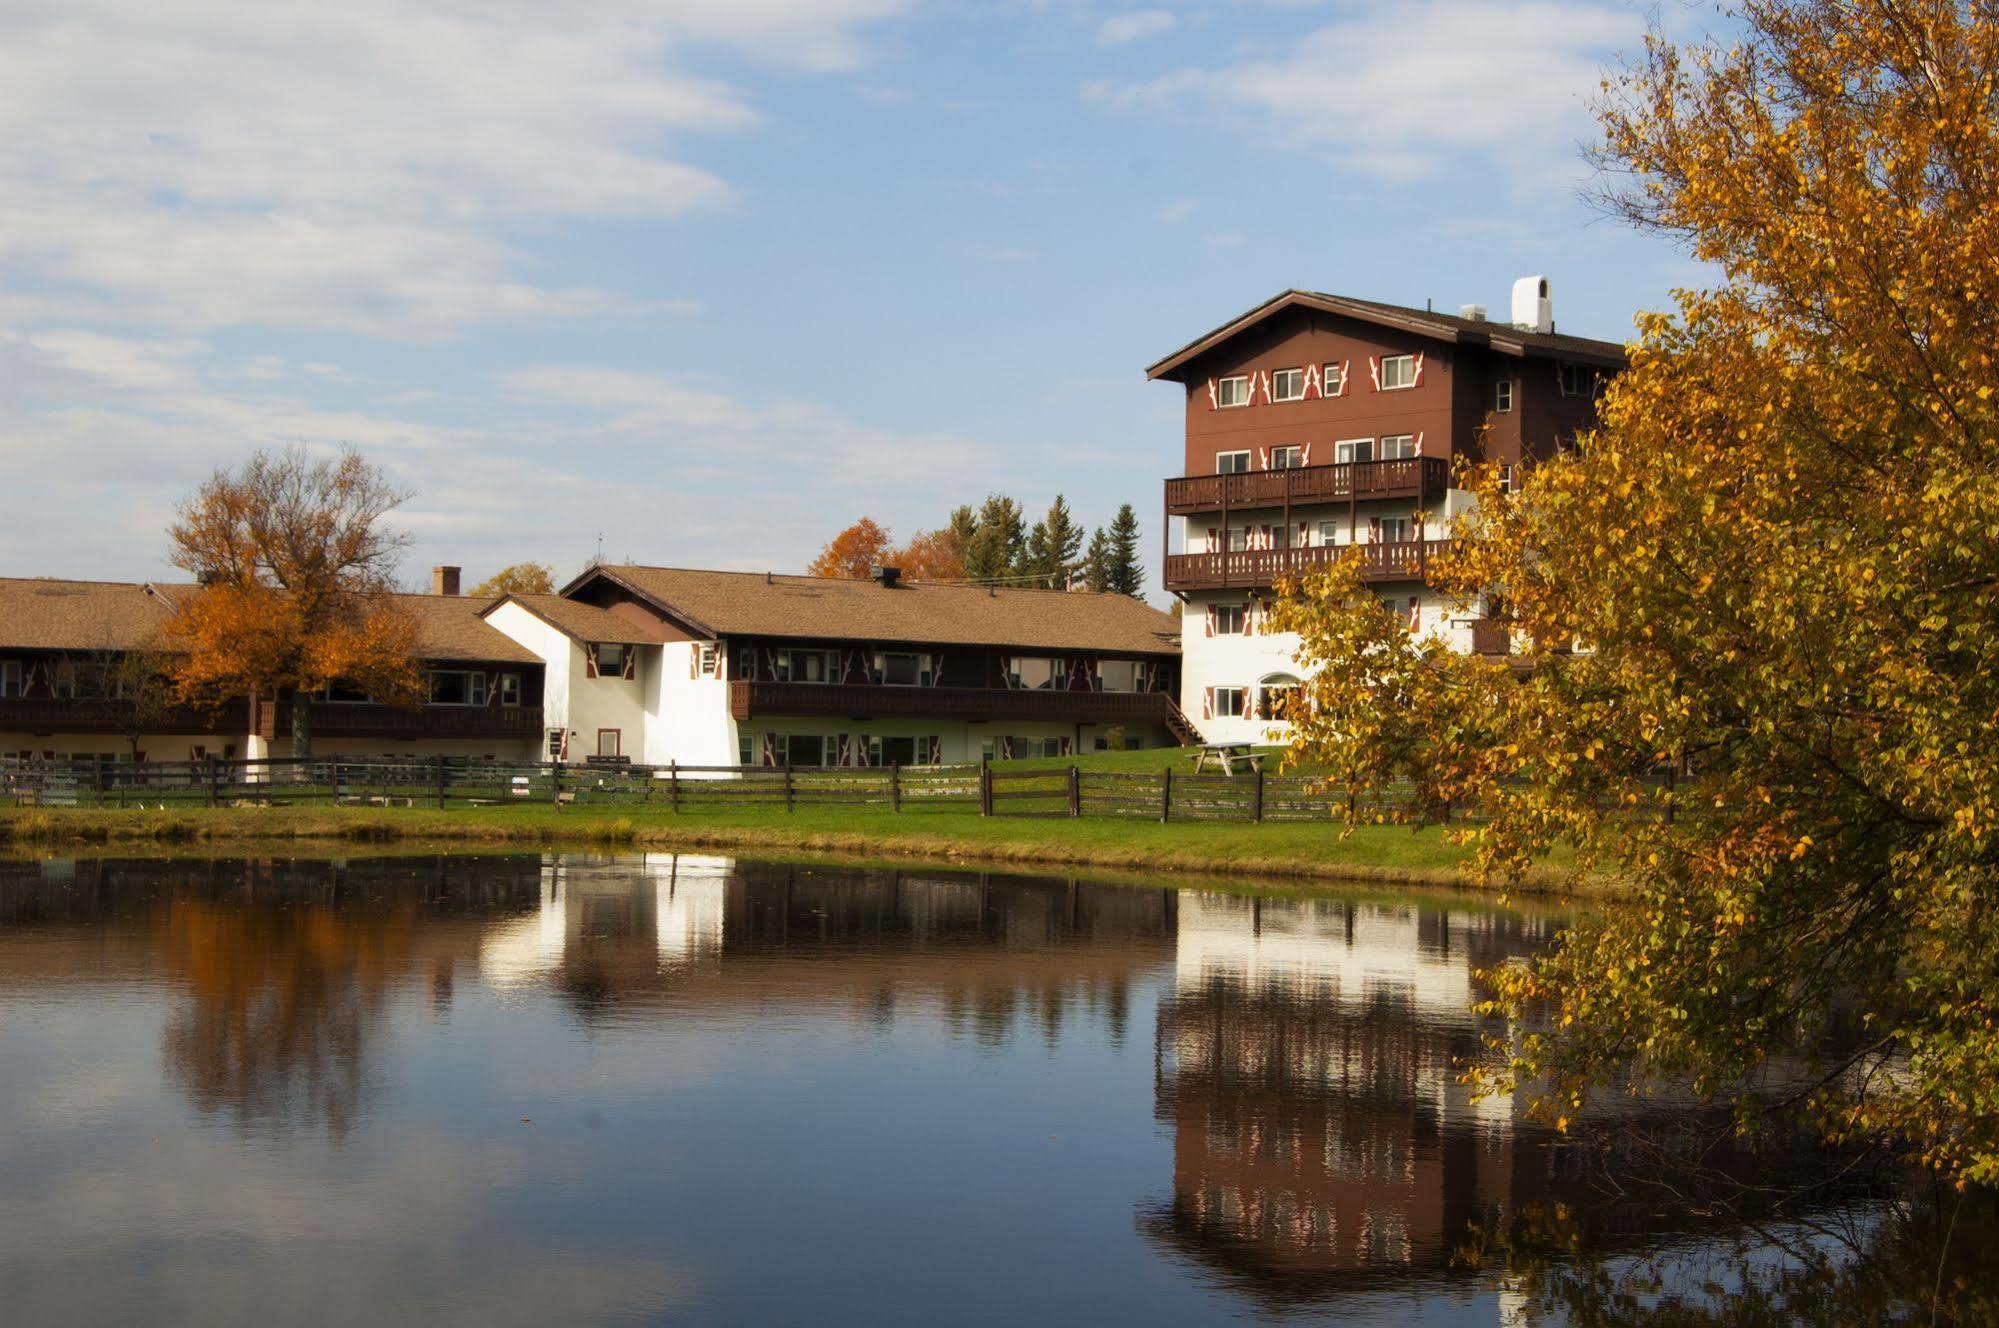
top-left (1106, 503), bottom-right (1145, 597)
top-left (965, 494), bottom-right (1026, 583)
top-left (1026, 494), bottom-right (1085, 589)
top-left (1082, 528), bottom-right (1114, 592)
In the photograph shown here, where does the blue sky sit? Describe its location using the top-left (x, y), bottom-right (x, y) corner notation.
top-left (0, 0), bottom-right (1706, 594)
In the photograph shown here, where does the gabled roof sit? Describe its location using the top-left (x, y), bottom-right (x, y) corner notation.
top-left (0, 578), bottom-right (536, 664)
top-left (483, 593), bottom-right (673, 646)
top-left (1145, 289), bottom-right (1629, 382)
top-left (563, 565), bottom-right (1183, 656)
top-left (0, 577), bottom-right (175, 651)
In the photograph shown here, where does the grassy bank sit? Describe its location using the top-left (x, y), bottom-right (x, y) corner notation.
top-left (0, 802), bottom-right (1572, 891)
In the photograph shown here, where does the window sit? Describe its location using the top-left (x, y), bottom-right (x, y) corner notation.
top-left (1318, 519), bottom-right (1342, 547)
top-left (1227, 527), bottom-right (1249, 552)
top-left (1213, 686), bottom-right (1247, 718)
top-left (1497, 463), bottom-right (1517, 494)
top-left (1271, 368), bottom-right (1305, 402)
top-left (737, 646), bottom-right (756, 679)
top-left (1322, 363), bottom-right (1344, 395)
top-left (1, 661), bottom-right (22, 699)
top-left (738, 733), bottom-right (754, 766)
top-left (52, 659), bottom-right (76, 700)
top-left (1098, 660), bottom-right (1140, 692)
top-left (775, 649), bottom-right (840, 683)
top-left (878, 652), bottom-right (931, 686)
top-left (1258, 674), bottom-right (1304, 722)
top-left (1010, 736), bottom-right (1062, 759)
top-left (1495, 378), bottom-right (1513, 413)
top-left (1379, 355), bottom-right (1417, 390)
top-left (596, 728), bottom-right (621, 759)
top-left (1269, 445), bottom-right (1303, 470)
top-left (1216, 450), bottom-right (1250, 474)
top-left (497, 673), bottom-right (522, 706)
top-left (784, 734), bottom-right (828, 767)
top-left (695, 643), bottom-right (720, 677)
top-left (427, 670), bottom-right (487, 706)
top-left (1379, 434), bottom-right (1418, 460)
top-left (881, 736), bottom-right (919, 766)
top-left (1213, 604), bottom-right (1247, 635)
top-left (1335, 438), bottom-right (1375, 464)
top-left (1559, 363), bottom-right (1594, 398)
top-left (1010, 656), bottom-right (1058, 690)
top-left (1216, 375), bottom-right (1251, 408)
top-left (546, 729), bottom-right (565, 760)
top-left (595, 643), bottom-right (627, 677)
top-left (1377, 517), bottom-right (1413, 544)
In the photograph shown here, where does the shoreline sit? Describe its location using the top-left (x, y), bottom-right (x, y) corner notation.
top-left (0, 804), bottom-right (1592, 898)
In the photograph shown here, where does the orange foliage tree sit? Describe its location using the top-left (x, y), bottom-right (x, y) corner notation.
top-left (807, 517), bottom-right (896, 579)
top-left (164, 447), bottom-right (423, 759)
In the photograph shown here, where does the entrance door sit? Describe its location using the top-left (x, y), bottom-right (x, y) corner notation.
top-left (596, 729), bottom-right (621, 759)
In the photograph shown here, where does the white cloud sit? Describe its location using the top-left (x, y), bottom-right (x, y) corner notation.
top-left (1097, 10), bottom-right (1178, 45)
top-left (1158, 199), bottom-right (1197, 222)
top-left (1083, 1), bottom-right (1640, 182)
top-left (23, 330), bottom-right (210, 391)
top-left (0, 0), bottom-right (909, 337)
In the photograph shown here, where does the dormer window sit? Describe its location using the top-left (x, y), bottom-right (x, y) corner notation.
top-left (596, 643), bottom-right (627, 677)
top-left (1271, 368), bottom-right (1305, 402)
top-left (1216, 375), bottom-right (1251, 408)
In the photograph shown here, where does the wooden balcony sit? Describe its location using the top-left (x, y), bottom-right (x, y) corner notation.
top-left (306, 703), bottom-right (545, 741)
top-left (730, 681), bottom-right (1177, 726)
top-left (0, 696), bottom-right (246, 736)
top-left (1163, 540), bottom-right (1451, 592)
top-left (1164, 456), bottom-right (1449, 516)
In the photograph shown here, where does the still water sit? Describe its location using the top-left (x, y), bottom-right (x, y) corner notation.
top-left (0, 854), bottom-right (1980, 1325)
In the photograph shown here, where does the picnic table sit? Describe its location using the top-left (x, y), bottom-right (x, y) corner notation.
top-left (1190, 743), bottom-right (1263, 776)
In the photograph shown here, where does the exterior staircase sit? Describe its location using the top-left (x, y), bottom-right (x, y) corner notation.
top-left (1162, 697), bottom-right (1203, 747)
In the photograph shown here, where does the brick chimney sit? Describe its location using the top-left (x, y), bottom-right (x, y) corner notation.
top-left (432, 565), bottom-right (461, 596)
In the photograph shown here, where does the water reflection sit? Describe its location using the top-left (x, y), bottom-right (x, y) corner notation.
top-left (0, 854), bottom-right (1987, 1325)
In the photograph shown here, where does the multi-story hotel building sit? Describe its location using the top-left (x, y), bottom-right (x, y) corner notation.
top-left (1148, 279), bottom-right (1626, 742)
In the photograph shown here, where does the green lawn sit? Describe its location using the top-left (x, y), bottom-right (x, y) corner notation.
top-left (0, 800), bottom-right (1571, 892)
top-left (992, 745), bottom-right (1296, 775)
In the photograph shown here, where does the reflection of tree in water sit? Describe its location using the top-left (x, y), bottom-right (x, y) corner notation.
top-left (152, 856), bottom-right (544, 1135)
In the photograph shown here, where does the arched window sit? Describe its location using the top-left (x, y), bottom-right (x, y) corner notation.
top-left (1258, 673), bottom-right (1304, 723)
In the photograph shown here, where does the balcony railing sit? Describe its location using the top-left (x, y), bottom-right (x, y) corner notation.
top-left (730, 681), bottom-right (1177, 725)
top-left (1163, 539), bottom-right (1451, 592)
top-left (0, 696), bottom-right (247, 736)
top-left (307, 702), bottom-right (545, 740)
top-left (1164, 456), bottom-right (1449, 515)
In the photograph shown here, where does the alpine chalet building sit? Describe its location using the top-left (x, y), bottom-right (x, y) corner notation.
top-left (1148, 279), bottom-right (1626, 743)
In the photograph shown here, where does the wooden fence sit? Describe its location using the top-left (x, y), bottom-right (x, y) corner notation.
top-left (0, 755), bottom-right (1366, 824)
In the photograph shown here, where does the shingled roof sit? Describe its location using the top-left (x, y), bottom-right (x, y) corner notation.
top-left (1145, 288), bottom-right (1629, 381)
top-left (0, 578), bottom-right (535, 664)
top-left (484, 593), bottom-right (674, 646)
top-left (567, 566), bottom-right (1182, 656)
top-left (0, 577), bottom-right (175, 651)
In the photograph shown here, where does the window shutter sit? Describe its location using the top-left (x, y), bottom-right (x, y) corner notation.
top-left (689, 646), bottom-right (699, 680)
top-left (1245, 686), bottom-right (1256, 720)
top-left (761, 733), bottom-right (779, 767)
top-left (1299, 442), bottom-right (1311, 466)
top-left (1407, 597), bottom-right (1421, 632)
top-left (1206, 379), bottom-right (1217, 409)
top-left (585, 644), bottom-right (599, 679)
top-left (1262, 524), bottom-right (1273, 550)
top-left (621, 648), bottom-right (636, 681)
top-left (1304, 363), bottom-right (1320, 398)
top-left (1413, 352), bottom-right (1426, 387)
top-left (1339, 360), bottom-right (1351, 397)
top-left (1414, 430), bottom-right (1425, 457)
top-left (1204, 604), bottom-right (1214, 638)
top-left (1256, 447), bottom-right (1268, 470)
top-left (928, 735), bottom-right (941, 765)
top-left (1258, 370), bottom-right (1271, 403)
top-left (1202, 686), bottom-right (1213, 720)
top-left (1206, 526), bottom-right (1219, 553)
top-left (1367, 356), bottom-right (1381, 391)
top-left (1369, 517), bottom-right (1383, 544)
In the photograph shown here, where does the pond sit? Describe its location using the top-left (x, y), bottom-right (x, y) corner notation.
top-left (0, 853), bottom-right (1986, 1325)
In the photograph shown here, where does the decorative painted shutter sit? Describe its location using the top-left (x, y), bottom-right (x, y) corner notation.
top-left (1059, 736), bottom-right (1072, 757)
top-left (1367, 356), bottom-right (1381, 391)
top-left (1414, 430), bottom-right (1425, 457)
top-left (584, 644), bottom-right (599, 679)
top-left (1245, 686), bottom-right (1256, 721)
top-left (1407, 598), bottom-right (1421, 632)
top-left (1369, 517), bottom-right (1383, 544)
top-left (1206, 379), bottom-right (1217, 409)
top-left (621, 647), bottom-right (636, 681)
top-left (1202, 686), bottom-right (1214, 720)
top-left (1304, 364), bottom-right (1320, 398)
top-left (487, 670), bottom-right (502, 707)
top-left (1258, 370), bottom-right (1271, 403)
top-left (1261, 524), bottom-right (1273, 550)
top-left (761, 733), bottom-right (779, 767)
top-left (762, 649), bottom-right (778, 682)
top-left (1256, 447), bottom-right (1268, 470)
top-left (927, 735), bottom-right (941, 765)
top-left (1206, 526), bottom-right (1219, 553)
top-left (1000, 736), bottom-right (1014, 760)
top-left (1299, 442), bottom-right (1311, 466)
top-left (689, 646), bottom-right (699, 679)
top-left (1339, 360), bottom-right (1352, 397)
top-left (1412, 352), bottom-right (1426, 387)
top-left (837, 733), bottom-right (852, 767)
top-left (1204, 604), bottom-right (1214, 638)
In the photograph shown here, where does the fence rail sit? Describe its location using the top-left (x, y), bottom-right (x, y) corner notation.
top-left (0, 755), bottom-right (1374, 824)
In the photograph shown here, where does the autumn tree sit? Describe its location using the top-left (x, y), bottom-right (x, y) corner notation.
top-left (471, 562), bottom-right (554, 597)
top-left (807, 518), bottom-right (896, 579)
top-left (1023, 494), bottom-right (1085, 589)
top-left (164, 447), bottom-right (423, 761)
top-left (1270, 0), bottom-right (1999, 1182)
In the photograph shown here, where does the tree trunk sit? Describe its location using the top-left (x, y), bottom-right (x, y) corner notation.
top-left (292, 691), bottom-right (313, 762)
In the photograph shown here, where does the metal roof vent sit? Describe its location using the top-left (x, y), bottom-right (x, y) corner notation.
top-left (870, 565), bottom-right (902, 588)
top-left (1459, 303), bottom-right (1487, 322)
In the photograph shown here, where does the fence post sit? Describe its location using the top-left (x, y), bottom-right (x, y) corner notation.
top-left (208, 756), bottom-right (221, 808)
top-left (434, 755), bottom-right (447, 809)
top-left (670, 760), bottom-right (680, 812)
top-left (549, 759), bottom-right (562, 805)
top-left (783, 765), bottom-right (795, 813)
top-left (1067, 764), bottom-right (1080, 818)
top-left (93, 753), bottom-right (107, 808)
top-left (890, 762), bottom-right (901, 813)
top-left (331, 758), bottom-right (343, 805)
top-left (979, 762), bottom-right (993, 817)
top-left (1252, 767), bottom-right (1264, 824)
top-left (1160, 768), bottom-right (1172, 823)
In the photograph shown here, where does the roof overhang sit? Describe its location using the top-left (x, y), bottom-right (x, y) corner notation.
top-left (555, 566), bottom-right (720, 640)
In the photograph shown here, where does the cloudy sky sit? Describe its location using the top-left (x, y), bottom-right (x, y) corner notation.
top-left (0, 0), bottom-right (1703, 591)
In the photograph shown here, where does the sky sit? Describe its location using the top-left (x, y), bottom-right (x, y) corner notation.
top-left (0, 0), bottom-right (1710, 596)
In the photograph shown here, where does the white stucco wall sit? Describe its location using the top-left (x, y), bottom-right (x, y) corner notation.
top-left (481, 600), bottom-right (654, 763)
top-left (649, 641), bottom-right (738, 767)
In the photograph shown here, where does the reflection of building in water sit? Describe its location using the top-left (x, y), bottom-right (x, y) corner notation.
top-left (1148, 893), bottom-right (1555, 1304)
top-left (477, 855), bottom-right (1177, 1042)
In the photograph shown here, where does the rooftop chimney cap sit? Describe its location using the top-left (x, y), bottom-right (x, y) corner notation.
top-left (870, 564), bottom-right (902, 588)
top-left (432, 565), bottom-right (461, 596)
top-left (1511, 275), bottom-right (1552, 335)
